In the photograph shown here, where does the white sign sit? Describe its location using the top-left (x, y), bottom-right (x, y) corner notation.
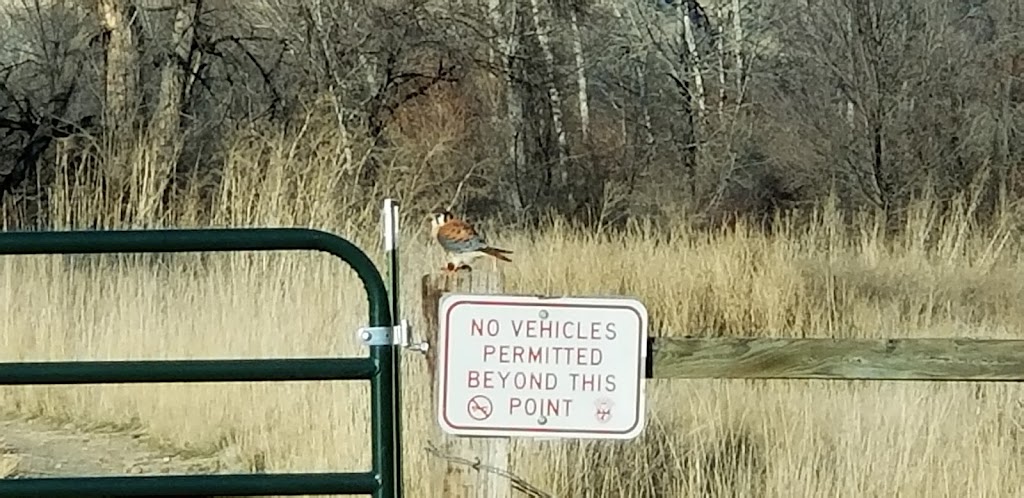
top-left (436, 294), bottom-right (648, 440)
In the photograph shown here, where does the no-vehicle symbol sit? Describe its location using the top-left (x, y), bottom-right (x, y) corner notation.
top-left (467, 395), bottom-right (493, 421)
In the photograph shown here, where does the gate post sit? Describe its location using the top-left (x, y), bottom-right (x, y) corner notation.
top-left (421, 271), bottom-right (511, 498)
top-left (376, 198), bottom-right (404, 498)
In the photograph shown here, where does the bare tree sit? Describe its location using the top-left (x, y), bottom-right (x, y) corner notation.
top-left (96, 0), bottom-right (140, 136)
top-left (525, 0), bottom-right (571, 204)
top-left (0, 0), bottom-right (1018, 230)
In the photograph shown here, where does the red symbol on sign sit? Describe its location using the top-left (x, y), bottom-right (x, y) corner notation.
top-left (468, 395), bottom-right (493, 421)
top-left (595, 398), bottom-right (613, 424)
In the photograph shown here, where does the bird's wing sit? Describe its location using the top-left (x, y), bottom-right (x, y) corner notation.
top-left (437, 219), bottom-right (487, 253)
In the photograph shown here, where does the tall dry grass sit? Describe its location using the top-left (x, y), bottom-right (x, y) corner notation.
top-left (2, 123), bottom-right (1024, 497)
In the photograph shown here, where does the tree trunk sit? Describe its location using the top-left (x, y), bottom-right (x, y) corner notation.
top-left (609, 2), bottom-right (653, 196)
top-left (493, 0), bottom-right (527, 211)
top-left (568, 10), bottom-right (590, 142)
top-left (151, 0), bottom-right (197, 146)
top-left (139, 0), bottom-right (198, 221)
top-left (96, 0), bottom-right (139, 182)
top-left (730, 0), bottom-right (744, 96)
top-left (680, 0), bottom-right (706, 117)
top-left (715, 6), bottom-right (726, 114)
top-left (96, 0), bottom-right (138, 127)
top-left (851, 0), bottom-right (888, 210)
top-left (674, 1), bottom-right (701, 198)
top-left (525, 0), bottom-right (571, 206)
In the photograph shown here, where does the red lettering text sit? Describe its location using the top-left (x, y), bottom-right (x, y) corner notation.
top-left (481, 345), bottom-right (603, 366)
top-left (471, 319), bottom-right (500, 337)
top-left (467, 370), bottom-right (558, 390)
top-left (509, 397), bottom-right (573, 418)
top-left (568, 373), bottom-right (617, 392)
top-left (509, 320), bottom-right (618, 340)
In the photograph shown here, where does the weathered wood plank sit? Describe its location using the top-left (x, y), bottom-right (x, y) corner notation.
top-left (651, 337), bottom-right (1024, 381)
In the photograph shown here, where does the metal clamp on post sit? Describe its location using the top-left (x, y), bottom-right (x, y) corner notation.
top-left (393, 320), bottom-right (409, 347)
top-left (357, 326), bottom-right (394, 346)
top-left (356, 320), bottom-right (420, 348)
top-left (357, 320), bottom-right (430, 353)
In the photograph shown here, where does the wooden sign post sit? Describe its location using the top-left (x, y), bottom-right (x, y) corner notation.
top-left (421, 271), bottom-right (512, 498)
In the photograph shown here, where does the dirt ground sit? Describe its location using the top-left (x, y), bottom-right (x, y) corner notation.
top-left (0, 415), bottom-right (224, 479)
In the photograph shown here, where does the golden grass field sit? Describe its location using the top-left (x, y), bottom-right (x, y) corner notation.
top-left (2, 189), bottom-right (1024, 497)
top-left (0, 124), bottom-right (1019, 496)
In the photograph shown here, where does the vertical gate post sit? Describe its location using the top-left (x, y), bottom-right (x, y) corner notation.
top-left (377, 199), bottom-right (404, 498)
top-left (421, 271), bottom-right (512, 498)
top-left (370, 340), bottom-right (401, 498)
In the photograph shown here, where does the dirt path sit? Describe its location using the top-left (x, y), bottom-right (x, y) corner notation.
top-left (0, 416), bottom-right (224, 479)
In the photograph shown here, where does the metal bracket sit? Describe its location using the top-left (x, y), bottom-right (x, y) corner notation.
top-left (357, 325), bottom-right (394, 346)
top-left (394, 319), bottom-right (410, 346)
top-left (398, 319), bottom-right (431, 354)
top-left (357, 320), bottom-right (429, 354)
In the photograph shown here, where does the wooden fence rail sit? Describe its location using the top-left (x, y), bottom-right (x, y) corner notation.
top-left (651, 337), bottom-right (1024, 381)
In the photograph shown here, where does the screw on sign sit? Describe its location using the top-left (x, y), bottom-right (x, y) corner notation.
top-left (467, 395), bottom-right (493, 421)
top-left (594, 398), bottom-right (613, 424)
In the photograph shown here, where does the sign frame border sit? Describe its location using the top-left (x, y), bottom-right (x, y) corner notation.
top-left (436, 292), bottom-right (649, 440)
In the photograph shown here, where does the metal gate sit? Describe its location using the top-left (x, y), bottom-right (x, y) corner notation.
top-left (0, 228), bottom-right (403, 497)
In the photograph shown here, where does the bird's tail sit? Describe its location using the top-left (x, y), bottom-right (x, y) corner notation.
top-left (482, 246), bottom-right (513, 262)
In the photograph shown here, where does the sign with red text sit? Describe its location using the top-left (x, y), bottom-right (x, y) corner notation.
top-left (436, 294), bottom-right (648, 440)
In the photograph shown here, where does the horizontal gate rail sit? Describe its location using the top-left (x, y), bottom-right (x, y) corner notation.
top-left (0, 472), bottom-right (380, 497)
top-left (0, 228), bottom-right (401, 498)
top-left (0, 358), bottom-right (376, 384)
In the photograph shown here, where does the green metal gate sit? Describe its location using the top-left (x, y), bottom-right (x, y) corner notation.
top-left (0, 228), bottom-right (403, 497)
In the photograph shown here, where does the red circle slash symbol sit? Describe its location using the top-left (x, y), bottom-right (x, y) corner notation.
top-left (467, 395), bottom-right (493, 421)
top-left (595, 398), bottom-right (613, 424)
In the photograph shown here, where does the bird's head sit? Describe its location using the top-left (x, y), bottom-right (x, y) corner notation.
top-left (429, 210), bottom-right (454, 235)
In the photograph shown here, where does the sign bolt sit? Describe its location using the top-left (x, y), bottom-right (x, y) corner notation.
top-left (538, 415), bottom-right (547, 425)
top-left (539, 310), bottom-right (548, 319)
top-left (360, 330), bottom-right (372, 342)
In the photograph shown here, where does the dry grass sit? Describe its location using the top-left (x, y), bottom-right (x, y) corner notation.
top-left (0, 439), bottom-right (19, 479)
top-left (3, 129), bottom-right (1024, 497)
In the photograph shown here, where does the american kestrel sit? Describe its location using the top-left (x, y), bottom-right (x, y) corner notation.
top-left (430, 210), bottom-right (513, 273)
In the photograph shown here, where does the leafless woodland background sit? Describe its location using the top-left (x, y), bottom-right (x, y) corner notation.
top-left (0, 0), bottom-right (1021, 230)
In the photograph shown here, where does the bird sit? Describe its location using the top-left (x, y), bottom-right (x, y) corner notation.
top-left (430, 210), bottom-right (513, 273)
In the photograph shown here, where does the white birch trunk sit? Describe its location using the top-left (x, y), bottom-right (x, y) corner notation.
top-left (568, 10), bottom-right (590, 142)
top-left (679, 1), bottom-right (706, 116)
top-left (488, 0), bottom-right (502, 67)
top-left (715, 5), bottom-right (727, 114)
top-left (731, 0), bottom-right (744, 93)
top-left (844, 9), bottom-right (855, 128)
